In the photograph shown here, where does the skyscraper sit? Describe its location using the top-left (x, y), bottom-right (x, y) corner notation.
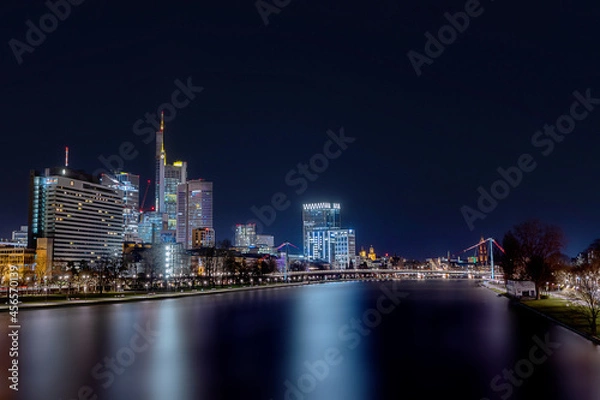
top-left (153, 111), bottom-right (187, 242)
top-left (176, 179), bottom-right (213, 249)
top-left (28, 167), bottom-right (124, 265)
top-left (164, 161), bottom-right (187, 231)
top-left (302, 202), bottom-right (341, 261)
top-left (101, 172), bottom-right (140, 243)
top-left (192, 227), bottom-right (215, 248)
top-left (235, 223), bottom-right (257, 247)
top-left (302, 202), bottom-right (355, 268)
top-left (155, 112), bottom-right (166, 214)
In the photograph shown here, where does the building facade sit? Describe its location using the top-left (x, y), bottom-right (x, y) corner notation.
top-left (155, 112), bottom-right (188, 239)
top-left (330, 229), bottom-right (356, 268)
top-left (164, 162), bottom-right (187, 231)
top-left (101, 172), bottom-right (140, 243)
top-left (302, 202), bottom-right (341, 261)
top-left (11, 226), bottom-right (28, 246)
top-left (28, 167), bottom-right (124, 265)
top-left (176, 180), bottom-right (213, 249)
top-left (235, 223), bottom-right (257, 247)
top-left (192, 227), bottom-right (216, 248)
top-left (302, 202), bottom-right (355, 268)
top-left (0, 246), bottom-right (36, 283)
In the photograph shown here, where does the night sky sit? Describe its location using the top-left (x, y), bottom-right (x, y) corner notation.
top-left (1, 0), bottom-right (599, 259)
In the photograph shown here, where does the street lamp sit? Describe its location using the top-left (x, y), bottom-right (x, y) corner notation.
top-left (44, 275), bottom-right (48, 303)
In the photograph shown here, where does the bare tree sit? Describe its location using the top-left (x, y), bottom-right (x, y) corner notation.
top-left (141, 245), bottom-right (164, 291)
top-left (509, 219), bottom-right (566, 299)
top-left (198, 246), bottom-right (218, 287)
top-left (500, 231), bottom-right (523, 283)
top-left (568, 246), bottom-right (600, 336)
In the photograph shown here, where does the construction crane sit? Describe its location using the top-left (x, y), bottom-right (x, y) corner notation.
top-left (140, 179), bottom-right (152, 212)
top-left (276, 241), bottom-right (299, 281)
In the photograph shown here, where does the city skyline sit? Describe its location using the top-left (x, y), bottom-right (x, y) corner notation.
top-left (2, 2), bottom-right (600, 259)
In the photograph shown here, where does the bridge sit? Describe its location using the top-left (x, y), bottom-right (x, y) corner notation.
top-left (266, 268), bottom-right (491, 281)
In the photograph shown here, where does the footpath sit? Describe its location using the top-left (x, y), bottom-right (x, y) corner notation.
top-left (481, 280), bottom-right (600, 345)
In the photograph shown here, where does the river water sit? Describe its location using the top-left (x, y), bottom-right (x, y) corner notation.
top-left (2, 279), bottom-right (599, 400)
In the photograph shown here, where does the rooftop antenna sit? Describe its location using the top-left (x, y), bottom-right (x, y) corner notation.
top-left (65, 146), bottom-right (69, 167)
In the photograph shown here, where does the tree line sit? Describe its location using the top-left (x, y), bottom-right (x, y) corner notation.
top-left (499, 219), bottom-right (600, 336)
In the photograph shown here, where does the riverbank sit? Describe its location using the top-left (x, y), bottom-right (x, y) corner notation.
top-left (1, 281), bottom-right (310, 311)
top-left (482, 280), bottom-right (600, 345)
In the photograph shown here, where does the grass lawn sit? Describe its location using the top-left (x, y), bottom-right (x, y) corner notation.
top-left (522, 297), bottom-right (598, 338)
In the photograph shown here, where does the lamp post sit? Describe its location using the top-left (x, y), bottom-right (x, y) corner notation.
top-left (489, 239), bottom-right (494, 281)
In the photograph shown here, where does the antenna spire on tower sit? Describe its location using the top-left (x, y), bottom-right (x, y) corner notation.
top-left (65, 146), bottom-right (69, 167)
top-left (160, 110), bottom-right (164, 133)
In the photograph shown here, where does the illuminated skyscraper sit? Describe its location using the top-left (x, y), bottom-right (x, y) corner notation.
top-left (176, 180), bottom-right (213, 249)
top-left (28, 167), bottom-right (124, 265)
top-left (155, 112), bottom-right (166, 213)
top-left (235, 223), bottom-right (257, 247)
top-left (164, 161), bottom-right (187, 231)
top-left (302, 202), bottom-right (341, 261)
top-left (302, 202), bottom-right (355, 268)
top-left (153, 111), bottom-right (188, 242)
top-left (101, 172), bottom-right (140, 242)
top-left (192, 227), bottom-right (216, 248)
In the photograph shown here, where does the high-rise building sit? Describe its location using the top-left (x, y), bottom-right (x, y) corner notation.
top-left (192, 227), bottom-right (215, 248)
top-left (302, 202), bottom-right (341, 233)
top-left (155, 113), bottom-right (166, 214)
top-left (138, 212), bottom-right (162, 244)
top-left (176, 180), bottom-right (213, 249)
top-left (302, 202), bottom-right (341, 261)
top-left (28, 167), bottom-right (124, 265)
top-left (101, 172), bottom-right (140, 242)
top-left (256, 234), bottom-right (275, 254)
top-left (11, 226), bottom-right (28, 246)
top-left (154, 112), bottom-right (187, 239)
top-left (330, 229), bottom-right (356, 268)
top-left (235, 223), bottom-right (257, 247)
top-left (164, 161), bottom-right (187, 231)
top-left (302, 202), bottom-right (355, 268)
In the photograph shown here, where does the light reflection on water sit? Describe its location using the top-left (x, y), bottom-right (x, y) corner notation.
top-left (287, 281), bottom-right (371, 400)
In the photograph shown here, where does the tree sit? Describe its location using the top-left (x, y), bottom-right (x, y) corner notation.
top-left (218, 239), bottom-right (232, 250)
top-left (507, 219), bottom-right (566, 299)
top-left (141, 245), bottom-right (164, 291)
top-left (567, 243), bottom-right (600, 336)
top-left (198, 246), bottom-right (218, 287)
top-left (501, 231), bottom-right (522, 282)
top-left (33, 252), bottom-right (49, 287)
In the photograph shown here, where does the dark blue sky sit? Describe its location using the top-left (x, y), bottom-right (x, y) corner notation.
top-left (1, 0), bottom-right (600, 259)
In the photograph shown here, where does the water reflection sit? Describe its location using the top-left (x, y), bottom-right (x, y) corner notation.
top-left (285, 281), bottom-right (370, 400)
